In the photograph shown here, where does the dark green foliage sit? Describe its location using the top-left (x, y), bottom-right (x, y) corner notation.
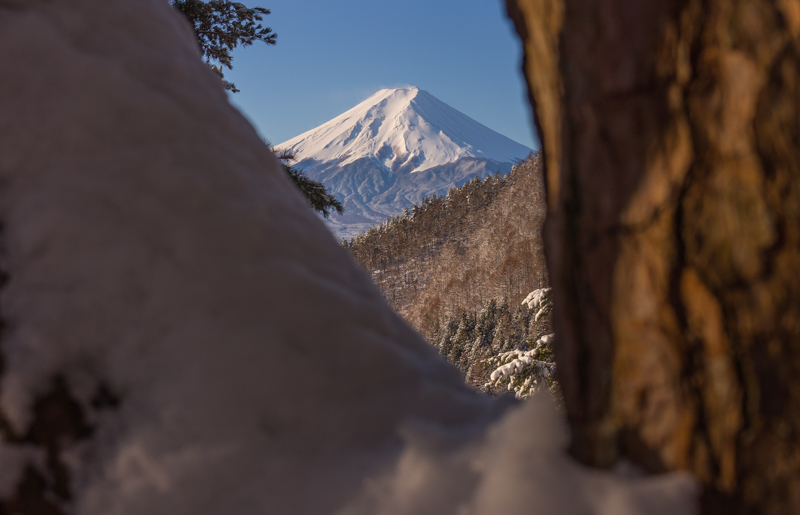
top-left (171, 0), bottom-right (276, 92)
top-left (284, 167), bottom-right (344, 218)
top-left (432, 296), bottom-right (552, 391)
top-left (343, 153), bottom-right (547, 339)
top-left (272, 146), bottom-right (344, 218)
top-left (169, 2), bottom-right (342, 216)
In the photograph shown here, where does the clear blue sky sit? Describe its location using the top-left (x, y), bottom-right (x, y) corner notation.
top-left (222, 0), bottom-right (540, 150)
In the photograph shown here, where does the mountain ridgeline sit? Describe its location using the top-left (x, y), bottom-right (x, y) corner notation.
top-left (344, 153), bottom-right (552, 389)
top-left (278, 87), bottom-right (532, 239)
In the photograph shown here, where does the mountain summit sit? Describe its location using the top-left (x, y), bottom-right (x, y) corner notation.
top-left (277, 87), bottom-right (533, 239)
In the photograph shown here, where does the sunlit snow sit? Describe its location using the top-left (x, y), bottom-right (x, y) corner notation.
top-left (276, 88), bottom-right (535, 240)
top-left (277, 87), bottom-right (532, 174)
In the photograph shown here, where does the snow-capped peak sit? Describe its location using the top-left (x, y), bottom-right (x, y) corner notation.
top-left (277, 87), bottom-right (531, 174)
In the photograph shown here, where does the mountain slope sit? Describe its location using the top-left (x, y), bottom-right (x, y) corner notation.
top-left (344, 153), bottom-right (548, 341)
top-left (277, 87), bottom-right (532, 239)
top-left (343, 153), bottom-right (554, 393)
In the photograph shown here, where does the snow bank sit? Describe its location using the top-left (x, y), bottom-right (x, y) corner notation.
top-left (0, 0), bottom-right (696, 513)
top-left (339, 394), bottom-right (695, 515)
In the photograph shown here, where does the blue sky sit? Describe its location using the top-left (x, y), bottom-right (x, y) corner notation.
top-left (222, 0), bottom-right (540, 150)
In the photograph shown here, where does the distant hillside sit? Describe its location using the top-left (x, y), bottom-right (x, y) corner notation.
top-left (344, 153), bottom-right (552, 392)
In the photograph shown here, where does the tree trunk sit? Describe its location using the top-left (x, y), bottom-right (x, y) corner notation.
top-left (507, 0), bottom-right (800, 512)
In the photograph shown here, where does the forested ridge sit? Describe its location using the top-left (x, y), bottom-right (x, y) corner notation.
top-left (344, 153), bottom-right (554, 393)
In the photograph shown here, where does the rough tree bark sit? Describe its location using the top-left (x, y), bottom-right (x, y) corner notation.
top-left (506, 0), bottom-right (800, 513)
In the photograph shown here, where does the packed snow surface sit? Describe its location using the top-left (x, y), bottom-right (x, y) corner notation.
top-left (277, 87), bottom-right (532, 174)
top-left (0, 0), bottom-right (696, 513)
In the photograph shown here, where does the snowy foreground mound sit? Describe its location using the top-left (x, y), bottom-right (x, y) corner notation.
top-left (0, 0), bottom-right (695, 513)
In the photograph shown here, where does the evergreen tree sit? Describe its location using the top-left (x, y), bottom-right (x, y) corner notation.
top-left (436, 320), bottom-right (459, 358)
top-left (271, 146), bottom-right (344, 218)
top-left (422, 291), bottom-right (554, 393)
top-left (169, 2), bottom-right (345, 218)
top-left (171, 0), bottom-right (276, 92)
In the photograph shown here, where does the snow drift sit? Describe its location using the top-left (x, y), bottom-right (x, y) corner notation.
top-left (0, 0), bottom-right (695, 513)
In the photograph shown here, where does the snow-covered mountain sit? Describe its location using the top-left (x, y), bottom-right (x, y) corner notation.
top-left (1, 2), bottom-right (697, 512)
top-left (277, 87), bottom-right (533, 239)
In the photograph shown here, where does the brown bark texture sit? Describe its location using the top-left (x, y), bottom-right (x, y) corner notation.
top-left (507, 0), bottom-right (800, 512)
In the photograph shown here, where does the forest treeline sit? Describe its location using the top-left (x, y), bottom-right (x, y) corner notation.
top-left (343, 153), bottom-right (551, 390)
top-left (433, 296), bottom-right (554, 394)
